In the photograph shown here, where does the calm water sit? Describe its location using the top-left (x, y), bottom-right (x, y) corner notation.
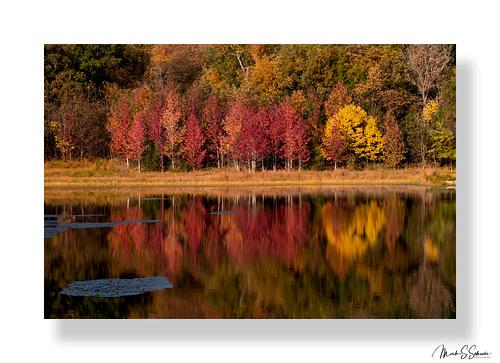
top-left (44, 187), bottom-right (455, 318)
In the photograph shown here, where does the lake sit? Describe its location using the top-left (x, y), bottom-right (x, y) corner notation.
top-left (44, 186), bottom-right (455, 318)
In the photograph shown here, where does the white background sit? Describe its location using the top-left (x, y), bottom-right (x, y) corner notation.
top-left (0, 0), bottom-right (498, 362)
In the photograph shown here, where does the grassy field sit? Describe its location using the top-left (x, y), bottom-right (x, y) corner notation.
top-left (44, 159), bottom-right (456, 188)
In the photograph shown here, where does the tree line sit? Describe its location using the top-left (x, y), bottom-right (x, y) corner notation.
top-left (44, 44), bottom-right (456, 171)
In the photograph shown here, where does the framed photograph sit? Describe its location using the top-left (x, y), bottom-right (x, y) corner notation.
top-left (44, 44), bottom-right (456, 319)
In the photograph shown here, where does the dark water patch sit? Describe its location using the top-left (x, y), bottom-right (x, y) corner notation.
top-left (43, 226), bottom-right (62, 238)
top-left (44, 214), bottom-right (107, 219)
top-left (208, 210), bottom-right (239, 215)
top-left (59, 220), bottom-right (159, 229)
top-left (44, 219), bottom-right (159, 238)
top-left (60, 277), bottom-right (173, 297)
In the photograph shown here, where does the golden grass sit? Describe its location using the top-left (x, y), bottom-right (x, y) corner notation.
top-left (44, 159), bottom-right (455, 188)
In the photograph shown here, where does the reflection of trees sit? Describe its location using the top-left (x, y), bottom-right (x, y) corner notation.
top-left (383, 195), bottom-right (405, 252)
top-left (323, 199), bottom-right (385, 279)
top-left (108, 207), bottom-right (159, 277)
top-left (45, 190), bottom-right (456, 318)
top-left (409, 264), bottom-right (453, 318)
top-left (183, 197), bottom-right (206, 257)
top-left (318, 192), bottom-right (455, 318)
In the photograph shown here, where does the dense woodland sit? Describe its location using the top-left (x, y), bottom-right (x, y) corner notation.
top-left (44, 44), bottom-right (456, 171)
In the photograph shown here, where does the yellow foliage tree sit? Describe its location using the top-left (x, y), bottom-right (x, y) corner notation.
top-left (423, 100), bottom-right (439, 123)
top-left (336, 104), bottom-right (384, 163)
top-left (248, 54), bottom-right (289, 101)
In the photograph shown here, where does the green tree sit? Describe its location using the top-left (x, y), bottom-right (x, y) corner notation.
top-left (428, 123), bottom-right (456, 165)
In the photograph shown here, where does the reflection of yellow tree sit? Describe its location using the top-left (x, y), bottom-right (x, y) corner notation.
top-left (424, 237), bottom-right (439, 263)
top-left (323, 201), bottom-right (385, 277)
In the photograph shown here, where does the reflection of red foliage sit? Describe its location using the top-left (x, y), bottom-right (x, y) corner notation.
top-left (106, 196), bottom-right (312, 278)
top-left (149, 222), bottom-right (164, 263)
top-left (183, 197), bottom-right (206, 262)
top-left (222, 198), bottom-right (311, 267)
top-left (108, 206), bottom-right (166, 271)
top-left (108, 207), bottom-right (147, 266)
top-left (163, 222), bottom-right (183, 280)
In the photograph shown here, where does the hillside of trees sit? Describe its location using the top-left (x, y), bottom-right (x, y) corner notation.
top-left (44, 44), bottom-right (456, 171)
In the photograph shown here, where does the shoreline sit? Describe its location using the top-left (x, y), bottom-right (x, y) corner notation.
top-left (44, 183), bottom-right (454, 205)
top-left (45, 180), bottom-right (442, 188)
top-left (45, 160), bottom-right (455, 188)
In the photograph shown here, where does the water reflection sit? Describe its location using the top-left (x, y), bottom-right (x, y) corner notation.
top-left (44, 188), bottom-right (455, 318)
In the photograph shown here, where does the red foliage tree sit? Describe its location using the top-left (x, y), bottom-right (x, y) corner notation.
top-left (184, 82), bottom-right (207, 121)
top-left (203, 94), bottom-right (226, 168)
top-left (221, 95), bottom-right (247, 170)
top-left (148, 94), bottom-right (166, 171)
top-left (236, 105), bottom-right (269, 172)
top-left (162, 85), bottom-right (184, 170)
top-left (128, 111), bottom-right (146, 171)
top-left (108, 87), bottom-right (150, 169)
top-left (281, 98), bottom-right (310, 170)
top-left (254, 106), bottom-right (271, 170)
top-left (108, 97), bottom-right (132, 166)
top-left (183, 113), bottom-right (206, 170)
top-left (322, 116), bottom-right (348, 169)
top-left (267, 105), bottom-right (285, 170)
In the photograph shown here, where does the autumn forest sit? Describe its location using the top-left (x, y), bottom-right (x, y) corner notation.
top-left (44, 44), bottom-right (456, 172)
top-left (44, 44), bottom-right (456, 319)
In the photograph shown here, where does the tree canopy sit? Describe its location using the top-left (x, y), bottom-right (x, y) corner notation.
top-left (45, 44), bottom-right (456, 169)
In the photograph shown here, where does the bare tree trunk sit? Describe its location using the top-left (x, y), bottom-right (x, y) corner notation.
top-left (420, 116), bottom-right (427, 167)
top-left (138, 158), bottom-right (141, 173)
top-left (235, 51), bottom-right (249, 82)
top-left (126, 157), bottom-right (129, 168)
